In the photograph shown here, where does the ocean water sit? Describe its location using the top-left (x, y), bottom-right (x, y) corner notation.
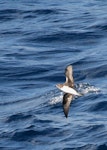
top-left (0, 0), bottom-right (107, 150)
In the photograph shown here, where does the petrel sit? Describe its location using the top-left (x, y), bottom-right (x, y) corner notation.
top-left (56, 65), bottom-right (80, 118)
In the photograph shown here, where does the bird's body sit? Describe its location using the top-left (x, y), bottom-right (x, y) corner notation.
top-left (56, 85), bottom-right (81, 96)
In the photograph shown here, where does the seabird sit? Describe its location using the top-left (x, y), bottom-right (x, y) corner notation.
top-left (56, 65), bottom-right (80, 118)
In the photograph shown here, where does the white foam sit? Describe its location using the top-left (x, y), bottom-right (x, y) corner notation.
top-left (49, 93), bottom-right (63, 105)
top-left (76, 83), bottom-right (100, 95)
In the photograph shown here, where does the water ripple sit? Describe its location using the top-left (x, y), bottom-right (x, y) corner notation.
top-left (0, 1), bottom-right (107, 150)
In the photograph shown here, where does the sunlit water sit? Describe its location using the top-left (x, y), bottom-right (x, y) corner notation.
top-left (0, 0), bottom-right (107, 150)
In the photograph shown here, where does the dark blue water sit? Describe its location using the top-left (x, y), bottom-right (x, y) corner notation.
top-left (0, 0), bottom-right (107, 149)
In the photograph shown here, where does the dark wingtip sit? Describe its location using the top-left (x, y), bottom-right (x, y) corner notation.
top-left (63, 108), bottom-right (68, 118)
top-left (65, 113), bottom-right (68, 118)
top-left (63, 106), bottom-right (69, 118)
top-left (64, 108), bottom-right (69, 118)
top-left (63, 93), bottom-right (73, 118)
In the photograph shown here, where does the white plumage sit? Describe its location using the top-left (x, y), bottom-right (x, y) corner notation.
top-left (56, 85), bottom-right (81, 96)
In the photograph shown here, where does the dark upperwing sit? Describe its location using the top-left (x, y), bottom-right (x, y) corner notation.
top-left (62, 65), bottom-right (74, 118)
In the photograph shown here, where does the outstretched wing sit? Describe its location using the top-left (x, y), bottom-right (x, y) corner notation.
top-left (65, 65), bottom-right (74, 88)
top-left (63, 93), bottom-right (73, 118)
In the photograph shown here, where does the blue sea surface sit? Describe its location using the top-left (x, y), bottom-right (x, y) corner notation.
top-left (0, 0), bottom-right (107, 150)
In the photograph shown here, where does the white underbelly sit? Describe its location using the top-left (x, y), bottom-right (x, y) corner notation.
top-left (56, 85), bottom-right (81, 96)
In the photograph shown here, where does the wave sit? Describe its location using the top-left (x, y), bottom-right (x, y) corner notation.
top-left (22, 30), bottom-right (102, 44)
top-left (5, 113), bottom-right (32, 123)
